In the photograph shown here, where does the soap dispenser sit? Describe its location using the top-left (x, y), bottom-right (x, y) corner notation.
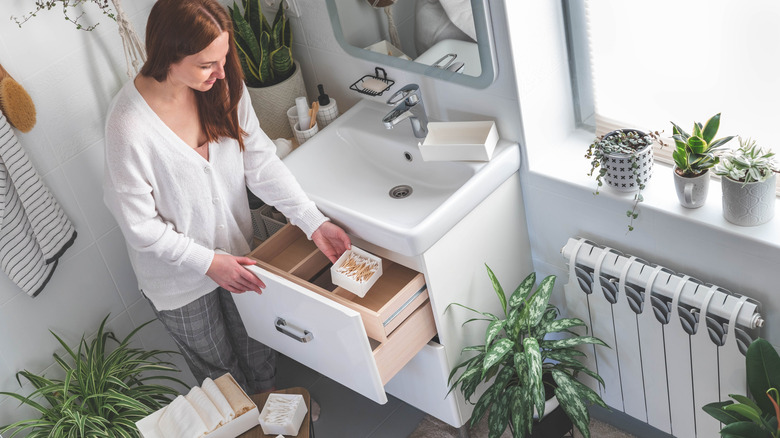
top-left (315, 84), bottom-right (339, 128)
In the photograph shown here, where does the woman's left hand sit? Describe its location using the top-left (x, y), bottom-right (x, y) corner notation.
top-left (312, 222), bottom-right (351, 263)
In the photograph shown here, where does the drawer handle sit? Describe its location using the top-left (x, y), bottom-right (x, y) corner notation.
top-left (275, 317), bottom-right (314, 343)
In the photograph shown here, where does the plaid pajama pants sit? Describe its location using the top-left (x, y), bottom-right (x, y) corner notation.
top-left (148, 287), bottom-right (277, 394)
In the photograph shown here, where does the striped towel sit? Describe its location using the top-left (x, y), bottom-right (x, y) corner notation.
top-left (0, 112), bottom-right (76, 297)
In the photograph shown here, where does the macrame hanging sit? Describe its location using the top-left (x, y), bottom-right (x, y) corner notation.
top-left (366, 0), bottom-right (402, 51)
top-left (111, 0), bottom-right (146, 78)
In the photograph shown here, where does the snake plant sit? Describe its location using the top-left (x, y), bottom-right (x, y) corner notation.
top-left (447, 267), bottom-right (609, 438)
top-left (671, 113), bottom-right (735, 177)
top-left (0, 315), bottom-right (186, 438)
top-left (229, 0), bottom-right (294, 88)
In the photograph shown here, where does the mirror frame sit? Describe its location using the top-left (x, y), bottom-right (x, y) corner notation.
top-left (325, 0), bottom-right (497, 89)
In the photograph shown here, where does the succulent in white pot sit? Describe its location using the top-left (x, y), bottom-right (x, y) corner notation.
top-left (670, 113), bottom-right (734, 209)
top-left (714, 137), bottom-right (779, 226)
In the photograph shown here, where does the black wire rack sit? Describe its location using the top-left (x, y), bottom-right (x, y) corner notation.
top-left (349, 67), bottom-right (394, 97)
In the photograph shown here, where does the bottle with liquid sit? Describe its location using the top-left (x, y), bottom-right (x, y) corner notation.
top-left (315, 84), bottom-right (339, 128)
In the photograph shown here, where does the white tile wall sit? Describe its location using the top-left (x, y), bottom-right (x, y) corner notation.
top-left (0, 0), bottom-right (172, 427)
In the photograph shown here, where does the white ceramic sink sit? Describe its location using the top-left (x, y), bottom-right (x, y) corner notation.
top-left (282, 99), bottom-right (520, 256)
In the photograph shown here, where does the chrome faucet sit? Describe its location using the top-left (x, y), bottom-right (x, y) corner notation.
top-left (382, 84), bottom-right (429, 138)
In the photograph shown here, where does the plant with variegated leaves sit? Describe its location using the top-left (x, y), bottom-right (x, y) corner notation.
top-left (447, 267), bottom-right (609, 438)
top-left (0, 315), bottom-right (186, 438)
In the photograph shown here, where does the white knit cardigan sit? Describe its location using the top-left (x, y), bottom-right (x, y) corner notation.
top-left (103, 81), bottom-right (327, 311)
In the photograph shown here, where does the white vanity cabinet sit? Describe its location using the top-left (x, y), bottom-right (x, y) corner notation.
top-left (233, 225), bottom-right (437, 405)
top-left (234, 172), bottom-right (533, 428)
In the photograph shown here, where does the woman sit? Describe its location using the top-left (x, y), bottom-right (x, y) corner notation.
top-left (103, 0), bottom-right (351, 396)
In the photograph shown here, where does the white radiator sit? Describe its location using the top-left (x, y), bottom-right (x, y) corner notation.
top-left (561, 238), bottom-right (764, 438)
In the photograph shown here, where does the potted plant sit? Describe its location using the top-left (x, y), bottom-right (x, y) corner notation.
top-left (0, 315), bottom-right (186, 437)
top-left (447, 267), bottom-right (609, 438)
top-left (713, 137), bottom-right (779, 226)
top-left (670, 113), bottom-right (735, 208)
top-left (230, 0), bottom-right (307, 140)
top-left (586, 129), bottom-right (664, 231)
top-left (703, 337), bottom-right (780, 437)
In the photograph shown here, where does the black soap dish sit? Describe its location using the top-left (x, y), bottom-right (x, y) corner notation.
top-left (350, 67), bottom-right (394, 96)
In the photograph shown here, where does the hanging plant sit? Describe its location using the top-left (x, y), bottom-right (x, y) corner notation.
top-left (12, 0), bottom-right (116, 31)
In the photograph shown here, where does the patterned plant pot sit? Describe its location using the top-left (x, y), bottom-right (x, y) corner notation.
top-left (246, 61), bottom-right (306, 140)
top-left (721, 174), bottom-right (776, 226)
top-left (602, 130), bottom-right (654, 193)
top-left (673, 168), bottom-right (710, 209)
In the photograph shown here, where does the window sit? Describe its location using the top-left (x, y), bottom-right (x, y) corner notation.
top-left (565, 0), bottom-right (780, 193)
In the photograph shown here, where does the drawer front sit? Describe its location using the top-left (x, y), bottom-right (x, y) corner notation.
top-left (385, 342), bottom-right (463, 427)
top-left (235, 264), bottom-right (388, 404)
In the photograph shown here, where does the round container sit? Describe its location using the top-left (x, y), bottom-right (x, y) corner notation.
top-left (601, 129), bottom-right (654, 193)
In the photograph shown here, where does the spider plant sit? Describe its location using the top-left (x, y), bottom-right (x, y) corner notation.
top-left (0, 315), bottom-right (186, 438)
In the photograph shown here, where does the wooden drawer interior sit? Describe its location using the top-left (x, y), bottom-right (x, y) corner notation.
top-left (248, 225), bottom-right (430, 342)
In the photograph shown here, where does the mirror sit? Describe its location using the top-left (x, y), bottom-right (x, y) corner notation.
top-left (325, 0), bottom-right (496, 89)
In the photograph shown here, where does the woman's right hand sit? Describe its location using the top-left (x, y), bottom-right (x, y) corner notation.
top-left (206, 253), bottom-right (266, 294)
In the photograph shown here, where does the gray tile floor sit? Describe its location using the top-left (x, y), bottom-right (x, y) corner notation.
top-left (274, 354), bottom-right (645, 438)
top-left (274, 354), bottom-right (428, 437)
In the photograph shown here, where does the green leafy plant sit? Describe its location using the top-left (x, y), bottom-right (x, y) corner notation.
top-left (447, 267), bottom-right (609, 438)
top-left (11, 0), bottom-right (116, 31)
top-left (714, 137), bottom-right (779, 185)
top-left (671, 113), bottom-right (734, 177)
top-left (0, 315), bottom-right (186, 438)
top-left (585, 129), bottom-right (664, 231)
top-left (703, 338), bottom-right (780, 437)
top-left (229, 0), bottom-right (294, 88)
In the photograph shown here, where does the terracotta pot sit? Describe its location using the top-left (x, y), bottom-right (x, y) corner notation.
top-left (673, 168), bottom-right (710, 209)
top-left (721, 173), bottom-right (776, 226)
top-left (246, 61), bottom-right (306, 140)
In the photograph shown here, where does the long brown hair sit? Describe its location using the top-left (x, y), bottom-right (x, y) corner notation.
top-left (141, 0), bottom-right (246, 150)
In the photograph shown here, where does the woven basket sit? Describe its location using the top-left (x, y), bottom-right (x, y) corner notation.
top-left (247, 61), bottom-right (306, 140)
top-left (250, 206), bottom-right (269, 241)
top-left (260, 204), bottom-right (288, 238)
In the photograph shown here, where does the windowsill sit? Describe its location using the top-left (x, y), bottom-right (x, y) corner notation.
top-left (526, 129), bottom-right (780, 250)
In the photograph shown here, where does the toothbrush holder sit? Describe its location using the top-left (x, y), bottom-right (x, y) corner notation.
top-left (293, 121), bottom-right (318, 146)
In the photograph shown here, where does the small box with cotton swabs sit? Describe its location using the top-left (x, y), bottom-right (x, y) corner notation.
top-left (330, 246), bottom-right (383, 298)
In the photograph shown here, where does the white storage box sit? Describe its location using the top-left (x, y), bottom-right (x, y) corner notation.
top-left (258, 393), bottom-right (308, 436)
top-left (330, 246), bottom-right (383, 298)
top-left (420, 120), bottom-right (498, 162)
top-left (135, 374), bottom-right (258, 438)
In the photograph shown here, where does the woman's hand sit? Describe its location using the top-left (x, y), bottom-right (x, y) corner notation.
top-left (206, 253), bottom-right (266, 294)
top-left (312, 222), bottom-right (351, 263)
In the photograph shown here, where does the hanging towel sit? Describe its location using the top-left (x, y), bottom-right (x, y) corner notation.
top-left (0, 112), bottom-right (76, 297)
top-left (439, 0), bottom-right (476, 41)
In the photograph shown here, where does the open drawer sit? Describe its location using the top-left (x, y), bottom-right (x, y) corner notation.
top-left (232, 225), bottom-right (437, 404)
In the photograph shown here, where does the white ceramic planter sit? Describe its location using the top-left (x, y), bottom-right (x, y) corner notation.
top-left (673, 168), bottom-right (710, 209)
top-left (602, 131), bottom-right (654, 193)
top-left (246, 61), bottom-right (306, 140)
top-left (721, 173), bottom-right (776, 226)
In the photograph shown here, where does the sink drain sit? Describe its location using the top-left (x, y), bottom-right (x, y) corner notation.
top-left (389, 185), bottom-right (413, 199)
